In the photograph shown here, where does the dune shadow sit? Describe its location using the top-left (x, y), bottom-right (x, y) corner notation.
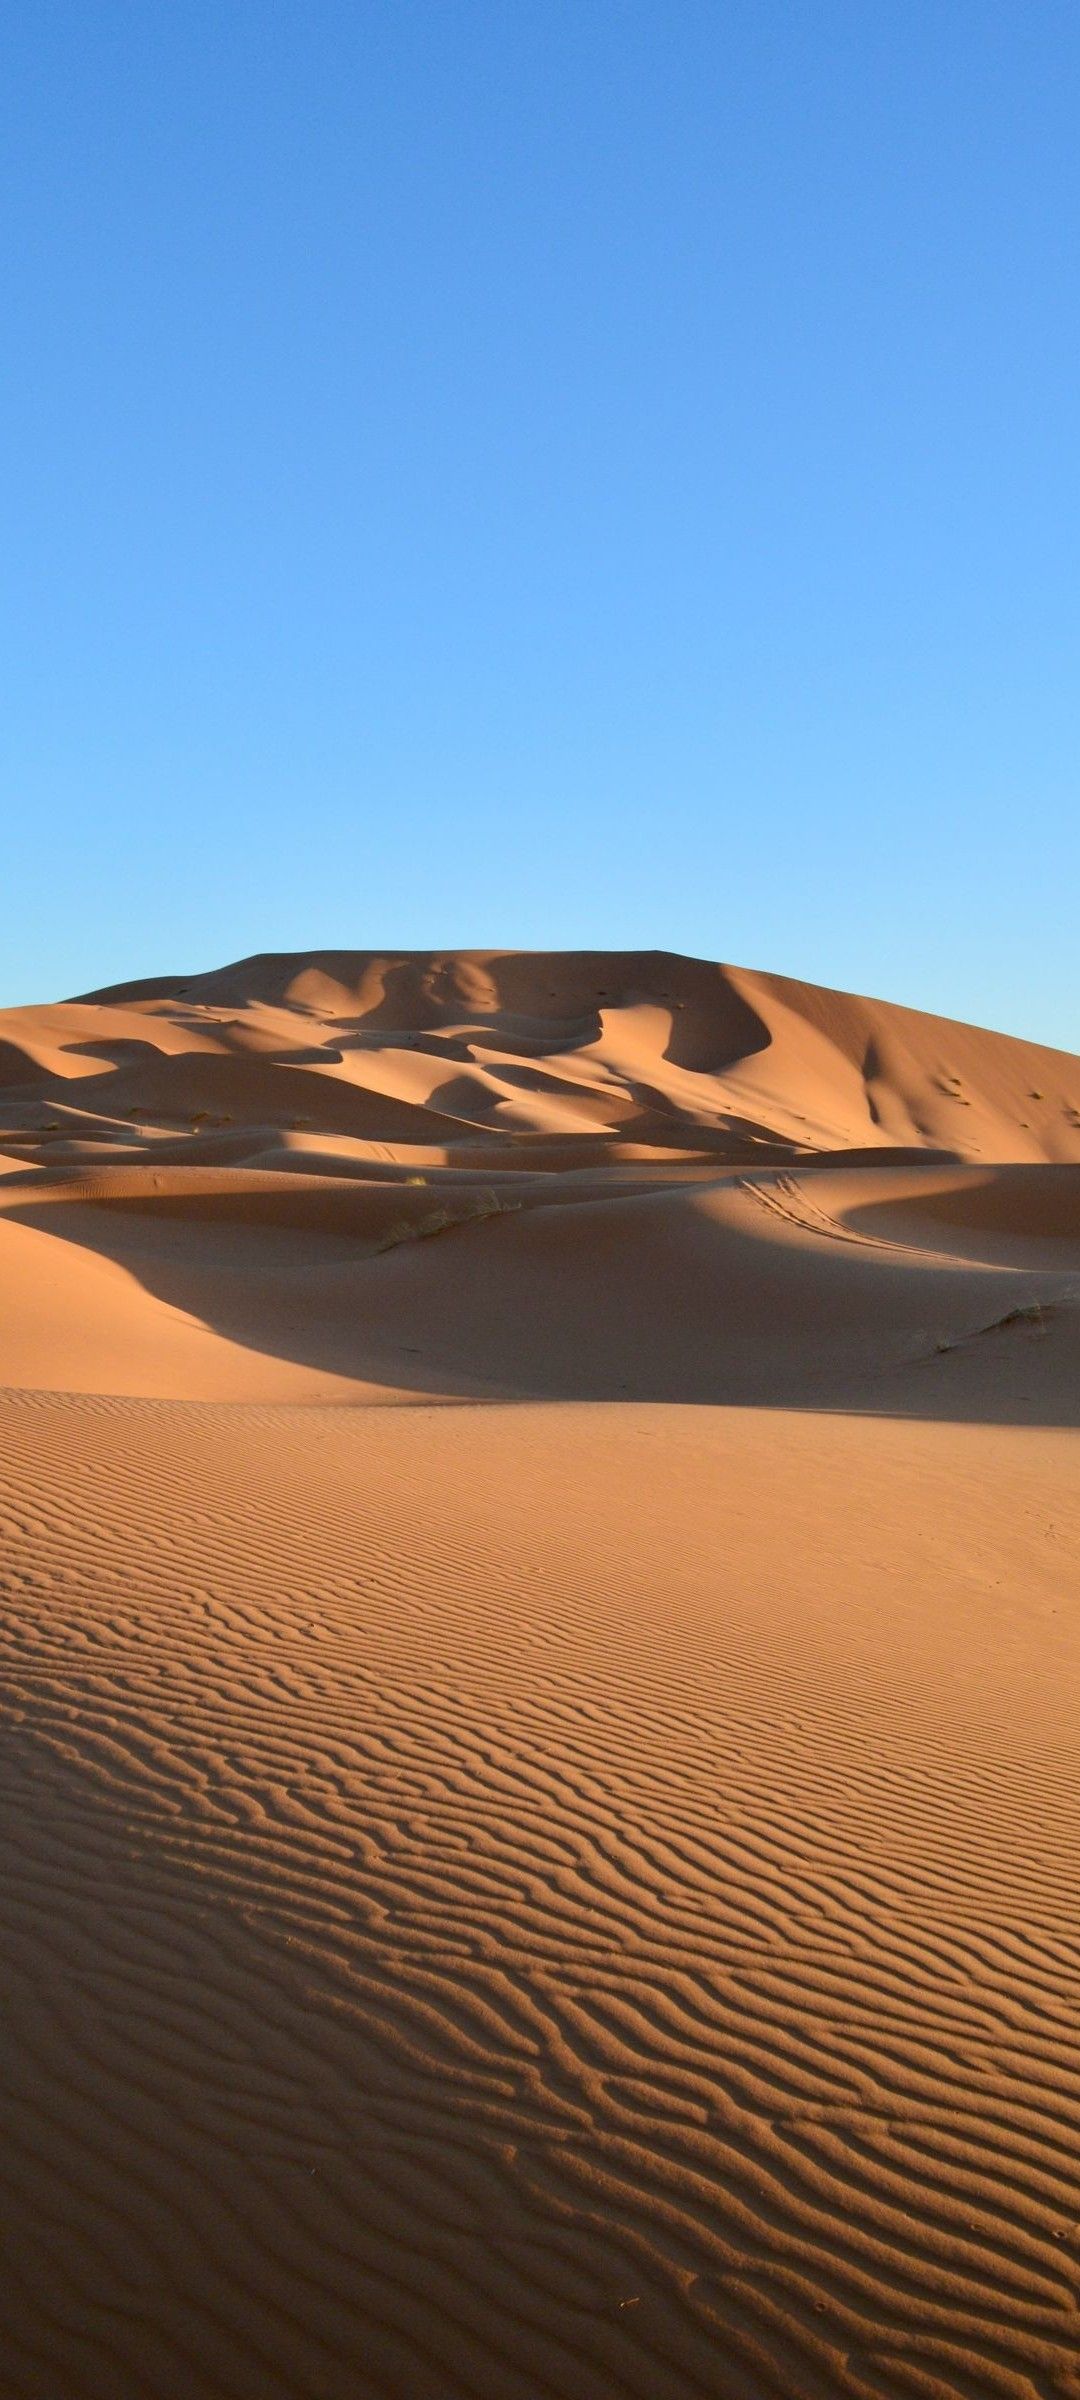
top-left (5, 1176), bottom-right (1079, 1427)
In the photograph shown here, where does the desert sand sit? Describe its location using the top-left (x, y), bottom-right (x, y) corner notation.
top-left (1, 948), bottom-right (1078, 2398)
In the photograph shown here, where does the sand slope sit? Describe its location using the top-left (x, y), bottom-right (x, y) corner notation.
top-left (0, 951), bottom-right (1078, 2398)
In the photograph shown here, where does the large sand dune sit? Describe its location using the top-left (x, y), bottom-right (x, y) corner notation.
top-left (1, 951), bottom-right (1078, 2397)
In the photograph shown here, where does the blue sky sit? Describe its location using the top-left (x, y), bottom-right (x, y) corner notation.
top-left (3, 2), bottom-right (1078, 1045)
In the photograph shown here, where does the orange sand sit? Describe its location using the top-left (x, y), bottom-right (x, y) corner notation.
top-left (1, 950), bottom-right (1078, 2397)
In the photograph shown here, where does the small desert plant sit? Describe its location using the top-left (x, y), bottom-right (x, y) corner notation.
top-left (374, 1188), bottom-right (518, 1255)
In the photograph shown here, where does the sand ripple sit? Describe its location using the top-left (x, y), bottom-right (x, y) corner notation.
top-left (2, 1394), bottom-right (1077, 2398)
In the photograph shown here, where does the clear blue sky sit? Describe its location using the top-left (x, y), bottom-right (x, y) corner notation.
top-left (3, 3), bottom-right (1078, 1045)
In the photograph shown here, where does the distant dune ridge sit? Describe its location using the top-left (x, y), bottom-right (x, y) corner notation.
top-left (1, 952), bottom-right (1079, 2398)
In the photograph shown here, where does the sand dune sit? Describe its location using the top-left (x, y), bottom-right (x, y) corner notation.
top-left (0, 951), bottom-right (1078, 2397)
top-left (1, 947), bottom-right (1078, 1411)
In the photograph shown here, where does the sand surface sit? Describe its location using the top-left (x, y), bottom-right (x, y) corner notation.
top-left (1, 949), bottom-right (1078, 2397)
